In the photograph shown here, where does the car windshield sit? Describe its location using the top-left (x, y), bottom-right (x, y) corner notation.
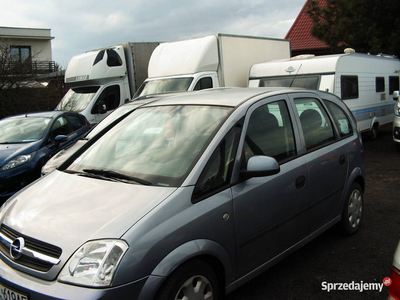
top-left (55, 86), bottom-right (99, 112)
top-left (134, 77), bottom-right (193, 98)
top-left (0, 117), bottom-right (51, 143)
top-left (85, 104), bottom-right (139, 139)
top-left (66, 105), bottom-right (232, 187)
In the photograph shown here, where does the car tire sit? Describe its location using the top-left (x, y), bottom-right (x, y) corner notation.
top-left (339, 182), bottom-right (363, 235)
top-left (154, 259), bottom-right (220, 300)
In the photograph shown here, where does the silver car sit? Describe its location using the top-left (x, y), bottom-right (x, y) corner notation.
top-left (393, 91), bottom-right (400, 149)
top-left (0, 88), bottom-right (365, 300)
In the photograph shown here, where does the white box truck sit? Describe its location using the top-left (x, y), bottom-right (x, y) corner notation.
top-left (134, 34), bottom-right (291, 98)
top-left (55, 42), bottom-right (159, 125)
top-left (248, 50), bottom-right (400, 139)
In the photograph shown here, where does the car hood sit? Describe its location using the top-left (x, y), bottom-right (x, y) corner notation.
top-left (0, 170), bottom-right (177, 268)
top-left (0, 142), bottom-right (40, 165)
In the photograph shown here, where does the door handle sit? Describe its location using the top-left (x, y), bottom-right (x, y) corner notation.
top-left (295, 175), bottom-right (306, 189)
top-left (339, 155), bottom-right (346, 165)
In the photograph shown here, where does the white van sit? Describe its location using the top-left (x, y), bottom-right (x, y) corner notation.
top-left (249, 51), bottom-right (400, 139)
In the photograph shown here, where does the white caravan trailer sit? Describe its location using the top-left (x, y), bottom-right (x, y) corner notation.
top-left (249, 51), bottom-right (400, 138)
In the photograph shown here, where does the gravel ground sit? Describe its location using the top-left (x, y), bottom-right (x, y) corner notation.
top-left (226, 124), bottom-right (400, 300)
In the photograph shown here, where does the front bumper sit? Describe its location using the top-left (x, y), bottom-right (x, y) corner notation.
top-left (393, 126), bottom-right (400, 143)
top-left (0, 164), bottom-right (38, 198)
top-left (0, 258), bottom-right (149, 300)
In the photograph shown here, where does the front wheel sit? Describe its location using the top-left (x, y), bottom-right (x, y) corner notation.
top-left (339, 182), bottom-right (363, 235)
top-left (155, 259), bottom-right (220, 300)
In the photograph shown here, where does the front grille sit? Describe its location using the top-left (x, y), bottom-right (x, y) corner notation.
top-left (0, 224), bottom-right (62, 272)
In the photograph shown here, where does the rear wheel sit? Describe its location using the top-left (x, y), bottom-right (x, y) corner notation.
top-left (340, 182), bottom-right (363, 235)
top-left (155, 259), bottom-right (220, 300)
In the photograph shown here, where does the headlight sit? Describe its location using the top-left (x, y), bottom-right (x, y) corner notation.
top-left (58, 239), bottom-right (129, 287)
top-left (395, 102), bottom-right (400, 116)
top-left (1, 152), bottom-right (35, 171)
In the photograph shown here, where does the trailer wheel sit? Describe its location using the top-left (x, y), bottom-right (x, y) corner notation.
top-left (369, 124), bottom-right (379, 140)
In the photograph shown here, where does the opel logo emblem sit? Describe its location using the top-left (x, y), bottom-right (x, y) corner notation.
top-left (10, 237), bottom-right (25, 260)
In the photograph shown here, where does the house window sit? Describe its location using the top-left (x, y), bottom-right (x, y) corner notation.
top-left (389, 76), bottom-right (400, 94)
top-left (10, 46), bottom-right (31, 63)
top-left (375, 77), bottom-right (385, 92)
top-left (341, 75), bottom-right (359, 99)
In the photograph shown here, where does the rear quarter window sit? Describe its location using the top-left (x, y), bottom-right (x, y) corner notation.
top-left (324, 100), bottom-right (353, 138)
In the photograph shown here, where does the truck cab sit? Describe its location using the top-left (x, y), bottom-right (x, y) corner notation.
top-left (56, 46), bottom-right (130, 125)
top-left (134, 34), bottom-right (291, 99)
top-left (57, 81), bottom-right (128, 125)
top-left (56, 43), bottom-right (159, 125)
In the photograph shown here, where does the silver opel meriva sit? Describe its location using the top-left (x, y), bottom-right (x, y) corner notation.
top-left (0, 87), bottom-right (364, 300)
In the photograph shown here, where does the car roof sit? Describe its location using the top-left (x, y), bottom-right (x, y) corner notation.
top-left (2, 111), bottom-right (70, 121)
top-left (138, 87), bottom-right (330, 108)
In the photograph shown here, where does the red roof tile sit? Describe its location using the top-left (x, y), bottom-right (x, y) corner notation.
top-left (286, 0), bottom-right (330, 51)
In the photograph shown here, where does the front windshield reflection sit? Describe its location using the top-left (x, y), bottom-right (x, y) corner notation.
top-left (66, 105), bottom-right (232, 187)
top-left (56, 87), bottom-right (99, 112)
top-left (135, 77), bottom-right (193, 98)
top-left (0, 117), bottom-right (51, 143)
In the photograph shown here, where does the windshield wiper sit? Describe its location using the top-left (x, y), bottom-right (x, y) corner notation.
top-left (82, 169), bottom-right (152, 185)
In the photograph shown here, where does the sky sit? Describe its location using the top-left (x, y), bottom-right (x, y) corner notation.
top-left (0, 0), bottom-right (307, 69)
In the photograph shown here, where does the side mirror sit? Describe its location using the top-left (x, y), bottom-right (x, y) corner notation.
top-left (54, 135), bottom-right (68, 148)
top-left (94, 101), bottom-right (107, 114)
top-left (240, 155), bottom-right (280, 179)
top-left (393, 91), bottom-right (400, 101)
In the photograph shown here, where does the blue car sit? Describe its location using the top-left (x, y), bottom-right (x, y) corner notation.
top-left (0, 111), bottom-right (91, 198)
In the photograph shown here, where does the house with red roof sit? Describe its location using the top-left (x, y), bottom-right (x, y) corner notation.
top-left (285, 0), bottom-right (331, 56)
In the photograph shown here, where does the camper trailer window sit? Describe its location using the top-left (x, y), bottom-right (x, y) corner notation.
top-left (389, 76), bottom-right (400, 94)
top-left (376, 77), bottom-right (385, 93)
top-left (259, 76), bottom-right (319, 90)
top-left (340, 76), bottom-right (359, 100)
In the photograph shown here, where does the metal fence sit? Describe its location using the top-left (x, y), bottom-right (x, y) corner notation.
top-left (6, 61), bottom-right (56, 75)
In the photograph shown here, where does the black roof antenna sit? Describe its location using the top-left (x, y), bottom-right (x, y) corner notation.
top-left (289, 64), bottom-right (302, 87)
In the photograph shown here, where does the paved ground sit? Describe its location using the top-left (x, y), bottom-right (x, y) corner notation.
top-left (226, 124), bottom-right (400, 299)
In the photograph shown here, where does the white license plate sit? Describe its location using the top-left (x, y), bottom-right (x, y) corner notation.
top-left (0, 283), bottom-right (28, 300)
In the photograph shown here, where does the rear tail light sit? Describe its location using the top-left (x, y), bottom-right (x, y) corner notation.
top-left (389, 267), bottom-right (400, 300)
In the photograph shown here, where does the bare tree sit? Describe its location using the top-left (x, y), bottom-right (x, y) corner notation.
top-left (0, 38), bottom-right (67, 119)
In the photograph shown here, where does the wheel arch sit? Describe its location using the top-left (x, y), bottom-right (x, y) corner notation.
top-left (137, 239), bottom-right (235, 300)
top-left (341, 167), bottom-right (365, 209)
